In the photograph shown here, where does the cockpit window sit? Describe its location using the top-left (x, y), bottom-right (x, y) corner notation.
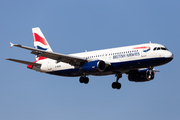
top-left (153, 47), bottom-right (168, 51)
top-left (161, 47), bottom-right (168, 50)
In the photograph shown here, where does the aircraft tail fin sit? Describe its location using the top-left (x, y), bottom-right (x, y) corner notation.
top-left (32, 27), bottom-right (53, 60)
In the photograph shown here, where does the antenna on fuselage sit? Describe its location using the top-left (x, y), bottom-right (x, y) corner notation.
top-left (149, 41), bottom-right (151, 44)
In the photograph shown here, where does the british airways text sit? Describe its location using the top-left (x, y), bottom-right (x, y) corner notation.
top-left (113, 52), bottom-right (140, 59)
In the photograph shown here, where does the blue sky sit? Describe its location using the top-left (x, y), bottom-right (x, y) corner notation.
top-left (1, 0), bottom-right (180, 120)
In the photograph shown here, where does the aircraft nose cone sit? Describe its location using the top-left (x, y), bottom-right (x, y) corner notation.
top-left (165, 52), bottom-right (174, 58)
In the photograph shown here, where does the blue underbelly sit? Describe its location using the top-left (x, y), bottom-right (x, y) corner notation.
top-left (46, 57), bottom-right (172, 77)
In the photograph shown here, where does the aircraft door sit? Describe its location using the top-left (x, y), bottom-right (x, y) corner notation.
top-left (47, 60), bottom-right (52, 70)
top-left (141, 49), bottom-right (147, 57)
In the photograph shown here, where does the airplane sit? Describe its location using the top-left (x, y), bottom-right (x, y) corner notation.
top-left (6, 27), bottom-right (174, 90)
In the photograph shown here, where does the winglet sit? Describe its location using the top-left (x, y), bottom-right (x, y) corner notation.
top-left (10, 42), bottom-right (14, 48)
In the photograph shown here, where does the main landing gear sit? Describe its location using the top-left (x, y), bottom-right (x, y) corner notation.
top-left (112, 73), bottom-right (122, 90)
top-left (79, 73), bottom-right (122, 90)
top-left (79, 76), bottom-right (89, 84)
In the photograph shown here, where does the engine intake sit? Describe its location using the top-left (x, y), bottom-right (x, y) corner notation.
top-left (128, 70), bottom-right (154, 82)
top-left (80, 60), bottom-right (106, 73)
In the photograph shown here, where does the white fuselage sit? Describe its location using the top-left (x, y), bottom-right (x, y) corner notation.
top-left (34, 43), bottom-right (173, 76)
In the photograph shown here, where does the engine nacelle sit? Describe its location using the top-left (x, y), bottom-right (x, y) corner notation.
top-left (128, 70), bottom-right (154, 82)
top-left (80, 60), bottom-right (106, 73)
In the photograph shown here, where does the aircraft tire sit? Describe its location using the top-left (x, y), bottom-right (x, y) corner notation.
top-left (79, 77), bottom-right (84, 83)
top-left (79, 77), bottom-right (89, 84)
top-left (112, 82), bottom-right (117, 89)
top-left (84, 77), bottom-right (89, 84)
top-left (112, 82), bottom-right (121, 89)
top-left (117, 83), bottom-right (121, 89)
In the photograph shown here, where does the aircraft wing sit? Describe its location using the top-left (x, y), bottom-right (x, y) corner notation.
top-left (10, 43), bottom-right (87, 66)
top-left (6, 58), bottom-right (41, 66)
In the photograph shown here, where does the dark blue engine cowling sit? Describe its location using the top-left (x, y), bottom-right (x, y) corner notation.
top-left (128, 69), bottom-right (154, 82)
top-left (80, 60), bottom-right (106, 73)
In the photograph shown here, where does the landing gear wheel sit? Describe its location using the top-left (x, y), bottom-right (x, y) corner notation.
top-left (116, 83), bottom-right (121, 89)
top-left (79, 76), bottom-right (89, 84)
top-left (79, 77), bottom-right (84, 83)
top-left (112, 73), bottom-right (122, 90)
top-left (84, 77), bottom-right (89, 84)
top-left (112, 82), bottom-right (121, 89)
top-left (112, 82), bottom-right (117, 89)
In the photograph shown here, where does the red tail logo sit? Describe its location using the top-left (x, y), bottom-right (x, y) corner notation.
top-left (33, 33), bottom-right (48, 45)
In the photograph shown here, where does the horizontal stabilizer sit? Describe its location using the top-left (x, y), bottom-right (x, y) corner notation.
top-left (6, 58), bottom-right (41, 66)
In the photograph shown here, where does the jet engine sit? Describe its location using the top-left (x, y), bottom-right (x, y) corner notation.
top-left (80, 60), bottom-right (106, 73)
top-left (128, 69), bottom-right (154, 82)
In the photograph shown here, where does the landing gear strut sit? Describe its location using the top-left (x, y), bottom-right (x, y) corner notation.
top-left (112, 73), bottom-right (122, 90)
top-left (79, 76), bottom-right (89, 84)
top-left (147, 67), bottom-right (154, 80)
